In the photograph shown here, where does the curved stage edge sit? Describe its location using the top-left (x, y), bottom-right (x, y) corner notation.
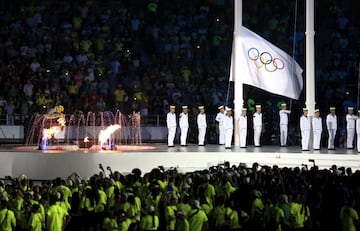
top-left (0, 144), bottom-right (360, 180)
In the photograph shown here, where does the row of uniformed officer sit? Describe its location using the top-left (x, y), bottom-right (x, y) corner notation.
top-left (300, 106), bottom-right (360, 152)
top-left (166, 105), bottom-right (208, 147)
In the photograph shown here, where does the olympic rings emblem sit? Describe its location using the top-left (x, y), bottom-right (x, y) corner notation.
top-left (247, 47), bottom-right (285, 72)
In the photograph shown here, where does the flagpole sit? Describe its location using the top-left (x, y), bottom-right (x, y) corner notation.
top-left (357, 62), bottom-right (360, 108)
top-left (233, 0), bottom-right (243, 147)
top-left (305, 0), bottom-right (316, 115)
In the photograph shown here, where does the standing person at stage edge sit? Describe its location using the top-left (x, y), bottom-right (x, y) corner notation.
top-left (179, 106), bottom-right (189, 146)
top-left (356, 110), bottom-right (360, 153)
top-left (253, 105), bottom-right (262, 147)
top-left (312, 109), bottom-right (323, 150)
top-left (167, 105), bottom-right (177, 147)
top-left (279, 103), bottom-right (291, 147)
top-left (215, 105), bottom-right (226, 145)
top-left (346, 107), bottom-right (357, 149)
top-left (300, 108), bottom-right (311, 151)
top-left (326, 107), bottom-right (337, 150)
top-left (239, 108), bottom-right (248, 148)
top-left (197, 106), bottom-right (207, 146)
top-left (224, 107), bottom-right (234, 149)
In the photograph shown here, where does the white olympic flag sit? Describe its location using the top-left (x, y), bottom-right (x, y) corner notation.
top-left (230, 26), bottom-right (303, 100)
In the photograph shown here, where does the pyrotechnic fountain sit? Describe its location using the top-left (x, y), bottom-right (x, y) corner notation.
top-left (98, 124), bottom-right (121, 150)
top-left (26, 109), bottom-right (142, 151)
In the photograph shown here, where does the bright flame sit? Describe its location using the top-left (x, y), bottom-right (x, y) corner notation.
top-left (42, 126), bottom-right (63, 139)
top-left (99, 124), bottom-right (121, 150)
top-left (84, 136), bottom-right (90, 142)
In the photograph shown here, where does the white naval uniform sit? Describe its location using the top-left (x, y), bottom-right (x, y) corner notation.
top-left (215, 112), bottom-right (226, 145)
top-left (326, 114), bottom-right (337, 149)
top-left (253, 112), bottom-right (262, 146)
top-left (179, 112), bottom-right (189, 146)
top-left (346, 114), bottom-right (357, 148)
top-left (197, 113), bottom-right (207, 145)
top-left (238, 115), bottom-right (248, 148)
top-left (300, 115), bottom-right (311, 150)
top-left (312, 116), bottom-right (322, 150)
top-left (166, 112), bottom-right (177, 146)
top-left (279, 109), bottom-right (291, 146)
top-left (356, 117), bottom-right (360, 152)
top-left (224, 115), bottom-right (233, 148)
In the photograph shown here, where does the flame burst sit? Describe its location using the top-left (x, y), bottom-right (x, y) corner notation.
top-left (98, 124), bottom-right (121, 149)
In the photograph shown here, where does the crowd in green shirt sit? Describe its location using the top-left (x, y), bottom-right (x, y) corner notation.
top-left (1, 162), bottom-right (360, 231)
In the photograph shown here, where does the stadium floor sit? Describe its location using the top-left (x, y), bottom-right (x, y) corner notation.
top-left (0, 144), bottom-right (359, 180)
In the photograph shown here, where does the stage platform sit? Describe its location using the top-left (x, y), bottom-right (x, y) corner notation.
top-left (0, 144), bottom-right (360, 180)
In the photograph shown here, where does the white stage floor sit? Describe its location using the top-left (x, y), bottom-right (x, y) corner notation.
top-left (0, 144), bottom-right (360, 180)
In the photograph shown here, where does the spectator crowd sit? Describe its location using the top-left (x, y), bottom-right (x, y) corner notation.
top-left (0, 0), bottom-right (358, 128)
top-left (1, 161), bottom-right (360, 230)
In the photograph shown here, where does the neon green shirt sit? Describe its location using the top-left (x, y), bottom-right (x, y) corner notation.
top-left (0, 208), bottom-right (16, 231)
top-left (189, 209), bottom-right (208, 231)
top-left (290, 202), bottom-right (310, 229)
top-left (340, 205), bottom-right (359, 231)
top-left (102, 217), bottom-right (118, 231)
top-left (165, 205), bottom-right (177, 230)
top-left (140, 214), bottom-right (159, 230)
top-left (176, 218), bottom-right (190, 231)
top-left (46, 204), bottom-right (68, 231)
top-left (119, 218), bottom-right (132, 231)
top-left (29, 212), bottom-right (43, 231)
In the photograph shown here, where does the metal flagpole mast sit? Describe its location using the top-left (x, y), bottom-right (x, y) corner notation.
top-left (305, 0), bottom-right (316, 115)
top-left (357, 62), bottom-right (360, 108)
top-left (233, 0), bottom-right (243, 147)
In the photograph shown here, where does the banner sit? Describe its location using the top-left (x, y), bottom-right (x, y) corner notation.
top-left (230, 26), bottom-right (303, 100)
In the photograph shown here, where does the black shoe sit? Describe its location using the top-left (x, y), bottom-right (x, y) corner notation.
top-left (168, 145), bottom-right (175, 147)
top-left (240, 146), bottom-right (247, 148)
top-left (302, 149), bottom-right (309, 151)
top-left (255, 145), bottom-right (261, 147)
top-left (198, 144), bottom-right (205, 146)
top-left (314, 149), bottom-right (320, 151)
top-left (225, 147), bottom-right (232, 149)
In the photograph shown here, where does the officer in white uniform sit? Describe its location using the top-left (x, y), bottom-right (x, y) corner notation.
top-left (224, 107), bottom-right (233, 149)
top-left (179, 105), bottom-right (189, 146)
top-left (356, 110), bottom-right (360, 152)
top-left (238, 108), bottom-right (248, 148)
top-left (253, 105), bottom-right (262, 147)
top-left (346, 107), bottom-right (357, 149)
top-left (215, 105), bottom-right (226, 145)
top-left (300, 108), bottom-right (311, 151)
top-left (326, 107), bottom-right (337, 150)
top-left (166, 105), bottom-right (177, 147)
top-left (197, 106), bottom-right (207, 146)
top-left (279, 103), bottom-right (291, 146)
top-left (312, 109), bottom-right (322, 150)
